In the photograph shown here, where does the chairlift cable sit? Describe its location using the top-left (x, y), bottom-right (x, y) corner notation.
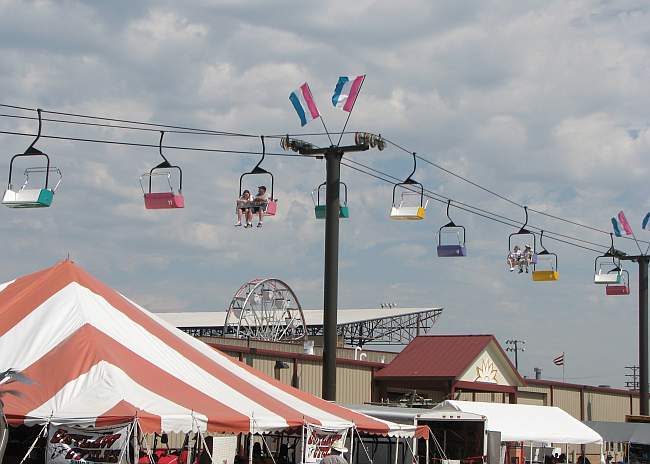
top-left (340, 160), bottom-right (607, 254)
top-left (0, 129), bottom-right (305, 159)
top-left (0, 113), bottom-right (252, 137)
top-left (382, 137), bottom-right (646, 244)
top-left (1, 102), bottom-right (642, 246)
top-left (0, 103), bottom-right (350, 140)
top-left (0, 103), bottom-right (256, 138)
top-left (343, 157), bottom-right (611, 250)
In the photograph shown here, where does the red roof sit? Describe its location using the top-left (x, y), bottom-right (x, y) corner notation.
top-left (375, 335), bottom-right (503, 379)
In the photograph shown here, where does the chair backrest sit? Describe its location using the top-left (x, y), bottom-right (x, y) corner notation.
top-left (265, 199), bottom-right (277, 216)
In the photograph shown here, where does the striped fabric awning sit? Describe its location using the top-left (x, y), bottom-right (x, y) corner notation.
top-left (0, 261), bottom-right (415, 437)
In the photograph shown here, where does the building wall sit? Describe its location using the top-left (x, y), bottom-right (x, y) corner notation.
top-left (584, 391), bottom-right (631, 422)
top-left (552, 387), bottom-right (583, 419)
top-left (198, 336), bottom-right (397, 365)
top-left (517, 390), bottom-right (546, 406)
top-left (520, 382), bottom-right (639, 422)
top-left (208, 340), bottom-right (378, 405)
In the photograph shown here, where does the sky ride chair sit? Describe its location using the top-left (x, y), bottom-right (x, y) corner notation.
top-left (312, 181), bottom-right (349, 219)
top-left (594, 256), bottom-right (623, 285)
top-left (3, 109), bottom-right (62, 208)
top-left (437, 200), bottom-right (466, 257)
top-left (239, 136), bottom-right (277, 217)
top-left (390, 152), bottom-right (427, 220)
top-left (139, 131), bottom-right (184, 209)
top-left (594, 234), bottom-right (625, 284)
top-left (531, 230), bottom-right (559, 281)
top-left (507, 206), bottom-right (537, 270)
top-left (606, 269), bottom-right (630, 295)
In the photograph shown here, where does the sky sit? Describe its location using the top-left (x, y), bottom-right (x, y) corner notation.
top-left (1, 0), bottom-right (649, 388)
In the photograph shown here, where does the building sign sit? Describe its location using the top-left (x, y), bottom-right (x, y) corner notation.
top-left (474, 357), bottom-right (499, 384)
top-left (303, 424), bottom-right (349, 464)
top-left (47, 423), bottom-right (131, 464)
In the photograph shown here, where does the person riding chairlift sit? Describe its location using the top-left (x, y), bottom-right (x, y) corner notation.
top-left (251, 185), bottom-right (268, 228)
top-left (521, 244), bottom-right (534, 273)
top-left (507, 245), bottom-right (522, 272)
top-left (507, 244), bottom-right (534, 274)
top-left (235, 186), bottom-right (268, 229)
top-left (235, 190), bottom-right (253, 228)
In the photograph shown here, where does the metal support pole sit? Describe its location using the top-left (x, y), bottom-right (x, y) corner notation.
top-left (639, 257), bottom-right (649, 415)
top-left (323, 148), bottom-right (342, 401)
top-left (298, 142), bottom-right (367, 402)
top-left (514, 346), bottom-right (519, 371)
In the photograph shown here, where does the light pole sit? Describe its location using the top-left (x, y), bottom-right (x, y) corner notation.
top-left (505, 339), bottom-right (526, 371)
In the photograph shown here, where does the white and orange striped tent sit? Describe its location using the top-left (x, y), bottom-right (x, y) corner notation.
top-left (0, 261), bottom-right (415, 437)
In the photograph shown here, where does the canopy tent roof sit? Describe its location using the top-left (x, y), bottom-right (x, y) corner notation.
top-left (0, 261), bottom-right (415, 437)
top-left (585, 422), bottom-right (650, 446)
top-left (429, 401), bottom-right (602, 444)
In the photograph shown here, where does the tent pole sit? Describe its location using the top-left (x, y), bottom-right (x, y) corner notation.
top-left (426, 438), bottom-right (430, 464)
top-left (412, 435), bottom-right (416, 464)
top-left (529, 443), bottom-right (533, 464)
top-left (395, 437), bottom-right (400, 464)
top-left (187, 430), bottom-right (194, 464)
top-left (349, 427), bottom-right (355, 464)
top-left (301, 422), bottom-right (305, 464)
top-left (133, 418), bottom-right (139, 463)
top-left (249, 433), bottom-right (254, 464)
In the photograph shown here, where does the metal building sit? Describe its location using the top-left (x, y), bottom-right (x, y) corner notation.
top-left (159, 306), bottom-right (443, 346)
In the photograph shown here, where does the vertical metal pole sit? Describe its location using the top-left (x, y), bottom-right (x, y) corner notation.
top-left (395, 437), bottom-right (400, 464)
top-left (639, 257), bottom-right (649, 416)
top-left (323, 148), bottom-right (342, 401)
top-left (514, 342), bottom-right (519, 371)
top-left (0, 410), bottom-right (8, 464)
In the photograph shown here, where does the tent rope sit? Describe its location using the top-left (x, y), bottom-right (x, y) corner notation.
top-left (353, 426), bottom-right (374, 464)
top-left (19, 418), bottom-right (49, 464)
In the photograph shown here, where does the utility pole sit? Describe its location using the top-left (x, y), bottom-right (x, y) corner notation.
top-left (617, 254), bottom-right (650, 415)
top-left (625, 365), bottom-right (640, 391)
top-left (298, 142), bottom-right (369, 401)
top-left (505, 339), bottom-right (526, 371)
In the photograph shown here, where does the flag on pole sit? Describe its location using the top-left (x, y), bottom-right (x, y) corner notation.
top-left (553, 353), bottom-right (565, 366)
top-left (642, 212), bottom-right (650, 231)
top-left (612, 211), bottom-right (633, 237)
top-left (289, 83), bottom-right (320, 127)
top-left (611, 217), bottom-right (623, 237)
top-left (618, 211), bottom-right (634, 235)
top-left (332, 75), bottom-right (365, 112)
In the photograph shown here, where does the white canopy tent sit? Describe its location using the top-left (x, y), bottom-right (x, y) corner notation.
top-left (429, 400), bottom-right (603, 444)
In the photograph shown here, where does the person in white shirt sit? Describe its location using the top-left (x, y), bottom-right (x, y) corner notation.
top-left (235, 190), bottom-right (253, 228)
top-left (507, 246), bottom-right (522, 272)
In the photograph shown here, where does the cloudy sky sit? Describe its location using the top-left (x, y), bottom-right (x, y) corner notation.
top-left (1, 0), bottom-right (649, 387)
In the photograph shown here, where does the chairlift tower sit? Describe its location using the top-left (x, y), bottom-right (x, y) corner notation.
top-left (298, 143), bottom-right (369, 401)
top-left (607, 249), bottom-right (650, 415)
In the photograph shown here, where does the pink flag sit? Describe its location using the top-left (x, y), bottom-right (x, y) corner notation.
top-left (618, 211), bottom-right (633, 236)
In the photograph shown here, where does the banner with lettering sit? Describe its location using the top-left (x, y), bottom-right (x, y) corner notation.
top-left (303, 424), bottom-right (350, 464)
top-left (47, 423), bottom-right (132, 464)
